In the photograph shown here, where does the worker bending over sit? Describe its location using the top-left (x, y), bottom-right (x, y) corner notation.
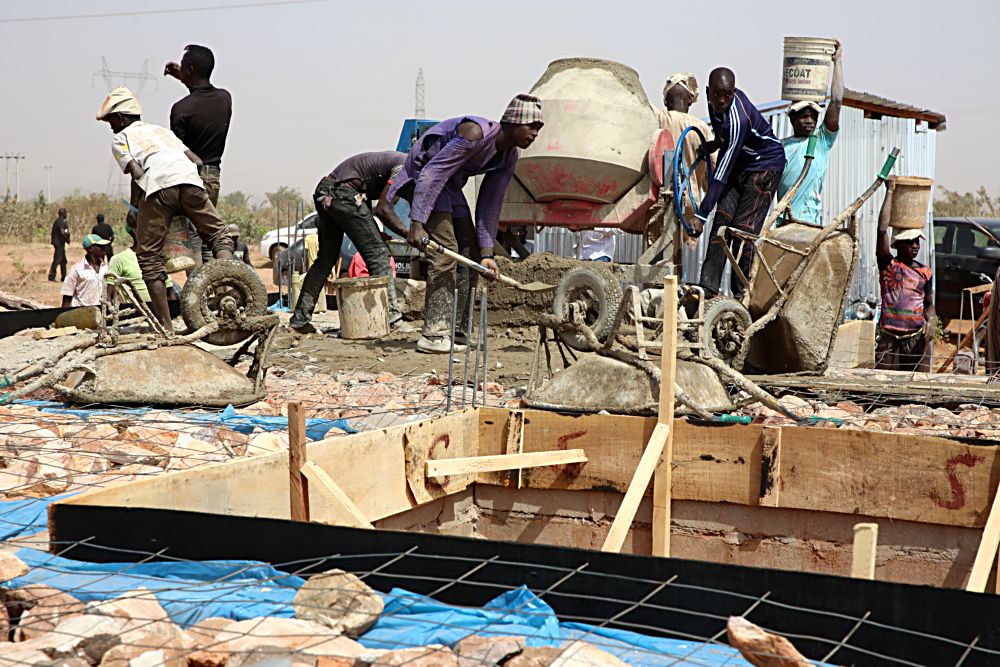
top-left (288, 151), bottom-right (409, 334)
top-left (694, 68), bottom-right (786, 298)
top-left (875, 182), bottom-right (934, 372)
top-left (96, 86), bottom-right (234, 330)
top-left (386, 94), bottom-right (543, 354)
top-left (778, 41), bottom-right (844, 225)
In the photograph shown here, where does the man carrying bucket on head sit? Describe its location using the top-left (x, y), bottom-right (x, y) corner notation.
top-left (777, 40), bottom-right (844, 226)
top-left (385, 94), bottom-right (544, 354)
top-left (96, 86), bottom-right (235, 331)
top-left (875, 181), bottom-right (935, 372)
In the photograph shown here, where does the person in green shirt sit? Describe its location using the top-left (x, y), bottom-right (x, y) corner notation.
top-left (107, 224), bottom-right (177, 308)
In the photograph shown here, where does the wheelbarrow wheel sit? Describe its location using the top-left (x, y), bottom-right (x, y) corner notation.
top-left (552, 265), bottom-right (622, 351)
top-left (181, 259), bottom-right (267, 346)
top-left (702, 297), bottom-right (751, 368)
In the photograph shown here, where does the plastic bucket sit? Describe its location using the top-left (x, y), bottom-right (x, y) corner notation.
top-left (888, 176), bottom-right (934, 230)
top-left (333, 276), bottom-right (390, 339)
top-left (164, 217), bottom-right (197, 273)
top-left (782, 37), bottom-right (837, 102)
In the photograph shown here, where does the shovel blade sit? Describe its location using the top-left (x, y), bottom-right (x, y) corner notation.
top-left (517, 281), bottom-right (557, 292)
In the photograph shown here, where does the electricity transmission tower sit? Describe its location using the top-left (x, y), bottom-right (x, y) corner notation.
top-left (415, 68), bottom-right (425, 120)
top-left (93, 58), bottom-right (159, 196)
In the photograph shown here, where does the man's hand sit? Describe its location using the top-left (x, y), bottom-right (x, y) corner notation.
top-left (923, 318), bottom-right (936, 343)
top-left (164, 62), bottom-right (181, 79)
top-left (407, 221), bottom-right (426, 249)
top-left (689, 217), bottom-right (704, 237)
top-left (481, 257), bottom-right (500, 282)
top-left (833, 39), bottom-right (842, 62)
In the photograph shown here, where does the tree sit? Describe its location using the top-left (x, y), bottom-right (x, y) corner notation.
top-left (935, 186), bottom-right (999, 217)
top-left (220, 191), bottom-right (253, 209)
top-left (265, 186), bottom-right (306, 216)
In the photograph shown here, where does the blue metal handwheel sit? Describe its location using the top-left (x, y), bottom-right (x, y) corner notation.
top-left (672, 126), bottom-right (714, 234)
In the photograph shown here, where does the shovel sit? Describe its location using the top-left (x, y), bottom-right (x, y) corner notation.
top-left (421, 238), bottom-right (556, 293)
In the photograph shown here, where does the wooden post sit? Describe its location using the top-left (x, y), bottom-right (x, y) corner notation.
top-left (851, 523), bottom-right (878, 580)
top-left (652, 276), bottom-right (678, 557)
top-left (967, 481), bottom-right (1000, 593)
top-left (288, 401), bottom-right (309, 522)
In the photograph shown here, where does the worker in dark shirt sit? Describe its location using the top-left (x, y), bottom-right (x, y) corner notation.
top-left (228, 224), bottom-right (252, 265)
top-left (91, 213), bottom-right (115, 260)
top-left (165, 44), bottom-right (232, 264)
top-left (288, 151), bottom-right (409, 335)
top-left (49, 208), bottom-right (70, 282)
top-left (694, 68), bottom-right (786, 298)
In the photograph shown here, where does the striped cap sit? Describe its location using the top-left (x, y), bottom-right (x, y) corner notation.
top-left (501, 94), bottom-right (544, 126)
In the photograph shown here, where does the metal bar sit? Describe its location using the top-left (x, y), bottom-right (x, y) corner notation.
top-left (472, 289), bottom-right (483, 408)
top-left (461, 294), bottom-right (475, 408)
top-left (446, 287), bottom-right (458, 412)
top-left (481, 286), bottom-right (489, 407)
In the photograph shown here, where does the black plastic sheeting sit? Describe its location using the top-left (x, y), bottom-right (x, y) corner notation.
top-left (0, 302), bottom-right (181, 338)
top-left (49, 503), bottom-right (1000, 666)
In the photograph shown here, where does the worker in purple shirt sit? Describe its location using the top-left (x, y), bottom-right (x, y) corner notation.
top-left (693, 68), bottom-right (786, 298)
top-left (386, 94), bottom-right (543, 354)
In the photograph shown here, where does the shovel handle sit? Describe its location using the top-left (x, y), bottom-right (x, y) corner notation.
top-left (421, 238), bottom-right (521, 288)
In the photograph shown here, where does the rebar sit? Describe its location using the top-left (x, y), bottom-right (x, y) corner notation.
top-left (446, 287), bottom-right (458, 412)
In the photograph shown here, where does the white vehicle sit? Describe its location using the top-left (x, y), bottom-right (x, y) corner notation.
top-left (260, 213), bottom-right (319, 263)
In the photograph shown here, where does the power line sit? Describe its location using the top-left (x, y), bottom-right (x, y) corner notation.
top-left (0, 0), bottom-right (328, 23)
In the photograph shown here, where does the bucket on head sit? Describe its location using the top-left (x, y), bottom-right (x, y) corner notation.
top-left (888, 176), bottom-right (934, 230)
top-left (164, 217), bottom-right (197, 273)
top-left (333, 275), bottom-right (390, 340)
top-left (782, 36), bottom-right (837, 102)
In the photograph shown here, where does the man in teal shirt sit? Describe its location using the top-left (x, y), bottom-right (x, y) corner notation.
top-left (778, 40), bottom-right (843, 225)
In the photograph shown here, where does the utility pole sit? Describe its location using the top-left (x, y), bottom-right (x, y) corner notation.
top-left (1, 154), bottom-right (25, 201)
top-left (44, 165), bottom-right (53, 202)
top-left (93, 58), bottom-right (158, 196)
top-left (415, 68), bottom-right (426, 120)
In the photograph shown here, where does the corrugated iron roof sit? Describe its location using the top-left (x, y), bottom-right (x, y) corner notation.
top-left (844, 89), bottom-right (947, 130)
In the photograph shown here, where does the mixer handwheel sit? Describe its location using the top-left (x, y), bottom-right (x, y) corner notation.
top-left (180, 259), bottom-right (267, 346)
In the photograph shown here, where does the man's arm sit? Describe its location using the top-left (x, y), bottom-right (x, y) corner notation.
top-left (824, 40), bottom-right (844, 134)
top-left (695, 103), bottom-right (749, 232)
top-left (374, 183), bottom-right (408, 239)
top-left (164, 61), bottom-right (181, 81)
top-left (923, 288), bottom-right (936, 342)
top-left (61, 295), bottom-right (72, 308)
top-left (876, 181), bottom-right (894, 261)
top-left (185, 150), bottom-right (204, 167)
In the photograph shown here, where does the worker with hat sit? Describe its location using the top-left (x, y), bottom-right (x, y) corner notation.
top-left (228, 224), bottom-right (252, 265)
top-left (385, 94), bottom-right (543, 353)
top-left (875, 181), bottom-right (935, 371)
top-left (652, 72), bottom-right (715, 246)
top-left (61, 234), bottom-right (110, 308)
top-left (96, 86), bottom-right (235, 331)
top-left (777, 40), bottom-right (844, 226)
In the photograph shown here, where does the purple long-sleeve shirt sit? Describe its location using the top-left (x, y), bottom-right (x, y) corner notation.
top-left (386, 116), bottom-right (518, 249)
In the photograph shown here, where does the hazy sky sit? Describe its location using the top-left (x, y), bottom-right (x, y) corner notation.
top-left (2, 0), bottom-right (998, 206)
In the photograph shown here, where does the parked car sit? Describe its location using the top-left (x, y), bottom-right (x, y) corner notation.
top-left (933, 217), bottom-right (1000, 320)
top-left (274, 235), bottom-right (422, 286)
top-left (260, 213), bottom-right (318, 264)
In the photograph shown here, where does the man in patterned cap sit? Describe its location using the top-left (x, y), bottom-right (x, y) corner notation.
top-left (96, 86), bottom-right (234, 331)
top-left (386, 94), bottom-right (543, 353)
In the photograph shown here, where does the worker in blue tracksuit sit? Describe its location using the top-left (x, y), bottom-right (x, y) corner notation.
top-left (693, 68), bottom-right (786, 298)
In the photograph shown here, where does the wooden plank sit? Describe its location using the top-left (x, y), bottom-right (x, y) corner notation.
top-left (426, 449), bottom-right (587, 477)
top-left (32, 326), bottom-right (79, 340)
top-left (287, 401), bottom-right (309, 522)
top-left (652, 275), bottom-right (678, 557)
top-left (300, 461), bottom-right (373, 529)
top-left (671, 420), bottom-right (763, 505)
top-left (602, 422), bottom-right (670, 553)
top-left (851, 523), bottom-right (878, 580)
top-left (504, 410), bottom-right (526, 489)
top-left (777, 427), bottom-right (1000, 527)
top-left (758, 427), bottom-right (782, 508)
top-left (401, 410), bottom-right (479, 505)
top-left (967, 481), bottom-right (1000, 593)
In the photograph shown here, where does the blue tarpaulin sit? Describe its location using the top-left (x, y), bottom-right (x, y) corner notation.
top-left (7, 548), bottom-right (303, 628)
top-left (361, 586), bottom-right (756, 666)
top-left (16, 400), bottom-right (354, 440)
top-left (0, 493), bottom-right (76, 541)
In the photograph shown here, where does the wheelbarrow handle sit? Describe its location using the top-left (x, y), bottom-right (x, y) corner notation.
top-left (878, 147), bottom-right (901, 181)
top-left (420, 237), bottom-right (522, 289)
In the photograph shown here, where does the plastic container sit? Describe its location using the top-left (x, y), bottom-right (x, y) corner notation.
top-left (164, 217), bottom-right (197, 273)
top-left (515, 58), bottom-right (657, 204)
top-left (782, 37), bottom-right (837, 102)
top-left (333, 276), bottom-right (389, 339)
top-left (888, 176), bottom-right (934, 229)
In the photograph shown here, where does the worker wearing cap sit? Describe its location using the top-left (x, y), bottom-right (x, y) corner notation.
top-left (777, 41), bottom-right (844, 226)
top-left (106, 223), bottom-right (178, 308)
top-left (228, 224), bottom-right (252, 265)
top-left (875, 182), bottom-right (935, 371)
top-left (61, 234), bottom-right (110, 308)
top-left (96, 86), bottom-right (235, 330)
top-left (288, 151), bottom-right (409, 335)
top-left (653, 73), bottom-right (714, 233)
top-left (695, 68), bottom-right (786, 298)
top-left (386, 94), bottom-right (543, 354)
